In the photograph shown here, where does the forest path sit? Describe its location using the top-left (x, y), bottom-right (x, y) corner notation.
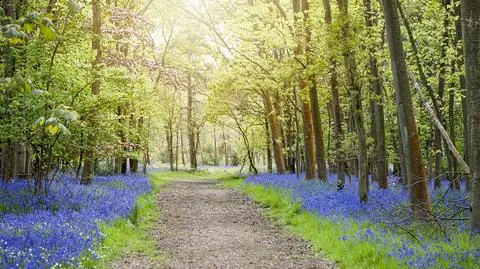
top-left (150, 179), bottom-right (334, 269)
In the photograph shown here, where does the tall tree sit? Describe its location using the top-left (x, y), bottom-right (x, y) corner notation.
top-left (337, 0), bottom-right (368, 201)
top-left (302, 0), bottom-right (327, 180)
top-left (264, 90), bottom-right (287, 173)
top-left (363, 0), bottom-right (388, 189)
top-left (322, 0), bottom-right (346, 186)
top-left (187, 74), bottom-right (197, 171)
top-left (382, 0), bottom-right (431, 219)
top-left (461, 0), bottom-right (480, 234)
top-left (292, 0), bottom-right (316, 180)
top-left (81, 0), bottom-right (102, 184)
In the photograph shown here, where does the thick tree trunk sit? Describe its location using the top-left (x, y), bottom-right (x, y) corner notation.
top-left (301, 93), bottom-right (316, 180)
top-left (382, 0), bottom-right (431, 219)
top-left (461, 0), bottom-right (480, 234)
top-left (1, 145), bottom-right (14, 182)
top-left (129, 158), bottom-right (138, 173)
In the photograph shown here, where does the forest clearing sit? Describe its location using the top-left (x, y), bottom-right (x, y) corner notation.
top-left (1, 0), bottom-right (480, 268)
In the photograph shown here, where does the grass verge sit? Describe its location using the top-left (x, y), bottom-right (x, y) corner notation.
top-left (230, 181), bottom-right (402, 269)
top-left (81, 172), bottom-right (169, 268)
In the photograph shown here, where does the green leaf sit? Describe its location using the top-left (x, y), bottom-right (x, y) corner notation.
top-left (0, 7), bottom-right (5, 17)
top-left (39, 25), bottom-right (56, 41)
top-left (45, 124), bottom-right (60, 136)
top-left (24, 80), bottom-right (31, 93)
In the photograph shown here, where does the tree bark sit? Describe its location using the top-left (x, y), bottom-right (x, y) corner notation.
top-left (322, 0), bottom-right (346, 185)
top-left (382, 0), bottom-right (431, 219)
top-left (292, 0), bottom-right (316, 180)
top-left (337, 0), bottom-right (368, 201)
top-left (187, 75), bottom-right (197, 171)
top-left (265, 115), bottom-right (273, 173)
top-left (264, 90), bottom-right (287, 173)
top-left (461, 0), bottom-right (480, 234)
top-left (363, 0), bottom-right (387, 189)
top-left (303, 0), bottom-right (327, 180)
top-left (453, 0), bottom-right (470, 191)
top-left (129, 158), bottom-right (138, 173)
top-left (81, 0), bottom-right (102, 185)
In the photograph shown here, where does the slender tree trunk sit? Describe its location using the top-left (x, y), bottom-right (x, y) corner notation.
top-left (363, 0), bottom-right (387, 189)
top-left (265, 116), bottom-right (273, 173)
top-left (433, 129), bottom-right (442, 187)
top-left (322, 0), bottom-right (345, 185)
top-left (453, 0), bottom-right (470, 191)
top-left (292, 0), bottom-right (316, 180)
top-left (187, 75), bottom-right (197, 171)
top-left (175, 127), bottom-right (179, 171)
top-left (397, 117), bottom-right (408, 186)
top-left (302, 0), bottom-right (327, 180)
top-left (382, 0), bottom-right (431, 219)
top-left (81, 0), bottom-right (102, 185)
top-left (294, 87), bottom-right (302, 175)
top-left (181, 132), bottom-right (185, 166)
top-left (222, 126), bottom-right (228, 165)
top-left (213, 126), bottom-right (218, 165)
top-left (337, 0), bottom-right (368, 201)
top-left (461, 0), bottom-right (480, 234)
top-left (264, 90), bottom-right (287, 173)
top-left (166, 123), bottom-right (174, 171)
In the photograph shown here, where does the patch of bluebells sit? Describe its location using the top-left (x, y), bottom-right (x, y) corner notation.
top-left (245, 173), bottom-right (480, 268)
top-left (0, 174), bottom-right (151, 268)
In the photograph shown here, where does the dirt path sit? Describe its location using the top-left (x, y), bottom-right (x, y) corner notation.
top-left (111, 180), bottom-right (334, 269)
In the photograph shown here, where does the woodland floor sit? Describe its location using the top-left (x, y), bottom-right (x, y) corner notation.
top-left (109, 179), bottom-right (335, 269)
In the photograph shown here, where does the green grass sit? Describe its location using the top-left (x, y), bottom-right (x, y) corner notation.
top-left (151, 169), bottom-right (231, 181)
top-left (238, 183), bottom-right (402, 269)
top-left (81, 172), bottom-right (169, 268)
